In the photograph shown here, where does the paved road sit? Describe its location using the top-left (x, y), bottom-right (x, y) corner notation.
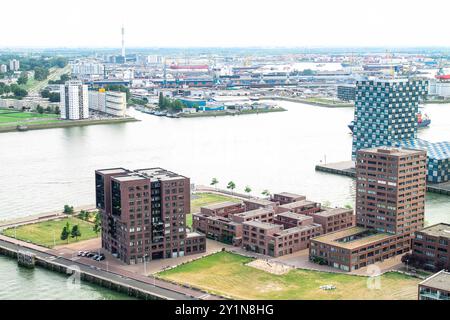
top-left (0, 237), bottom-right (221, 300)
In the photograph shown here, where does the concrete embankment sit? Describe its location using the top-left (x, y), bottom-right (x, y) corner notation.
top-left (264, 96), bottom-right (353, 108)
top-left (0, 239), bottom-right (194, 300)
top-left (0, 117), bottom-right (139, 133)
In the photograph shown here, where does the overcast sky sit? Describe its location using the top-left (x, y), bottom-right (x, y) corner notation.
top-left (1, 0), bottom-right (450, 48)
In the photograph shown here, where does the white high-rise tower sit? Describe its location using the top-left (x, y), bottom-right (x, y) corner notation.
top-left (60, 81), bottom-right (89, 120)
top-left (121, 25), bottom-right (125, 58)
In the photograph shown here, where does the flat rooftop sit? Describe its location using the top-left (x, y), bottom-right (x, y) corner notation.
top-left (113, 174), bottom-right (147, 182)
top-left (358, 147), bottom-right (426, 157)
top-left (273, 224), bottom-right (320, 237)
top-left (243, 220), bottom-right (281, 230)
top-left (201, 201), bottom-right (242, 210)
top-left (244, 198), bottom-right (277, 206)
top-left (186, 231), bottom-right (203, 238)
top-left (418, 223), bottom-right (450, 238)
top-left (279, 200), bottom-right (319, 210)
top-left (136, 167), bottom-right (187, 181)
top-left (276, 211), bottom-right (312, 221)
top-left (313, 207), bottom-right (353, 217)
top-left (420, 271), bottom-right (450, 292)
top-left (96, 168), bottom-right (129, 175)
top-left (311, 227), bottom-right (394, 250)
top-left (234, 208), bottom-right (273, 218)
top-left (274, 192), bottom-right (305, 199)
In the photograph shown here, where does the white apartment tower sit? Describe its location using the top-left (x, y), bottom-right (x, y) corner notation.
top-left (60, 81), bottom-right (89, 120)
top-left (9, 59), bottom-right (20, 71)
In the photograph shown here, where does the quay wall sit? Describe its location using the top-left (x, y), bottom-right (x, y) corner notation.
top-left (0, 244), bottom-right (165, 300)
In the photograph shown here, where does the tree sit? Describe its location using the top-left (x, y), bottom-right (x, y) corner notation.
top-left (71, 225), bottom-right (81, 241)
top-left (34, 67), bottom-right (49, 81)
top-left (210, 178), bottom-right (219, 189)
top-left (344, 204), bottom-right (353, 209)
top-left (322, 200), bottom-right (331, 208)
top-left (261, 190), bottom-right (271, 198)
top-left (17, 72), bottom-right (28, 85)
top-left (226, 181), bottom-right (236, 194)
top-left (244, 186), bottom-right (252, 195)
top-left (93, 212), bottom-right (101, 236)
top-left (36, 105), bottom-right (44, 114)
top-left (60, 221), bottom-right (71, 244)
top-left (78, 210), bottom-right (89, 221)
top-left (63, 205), bottom-right (74, 214)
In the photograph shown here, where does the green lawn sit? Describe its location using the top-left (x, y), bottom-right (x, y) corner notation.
top-left (187, 193), bottom-right (242, 228)
top-left (0, 109), bottom-right (60, 126)
top-left (2, 217), bottom-right (99, 248)
top-left (158, 251), bottom-right (421, 300)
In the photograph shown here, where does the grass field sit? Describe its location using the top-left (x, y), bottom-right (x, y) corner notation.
top-left (187, 193), bottom-right (242, 228)
top-left (2, 217), bottom-right (99, 248)
top-left (158, 251), bottom-right (421, 300)
top-left (0, 108), bottom-right (59, 126)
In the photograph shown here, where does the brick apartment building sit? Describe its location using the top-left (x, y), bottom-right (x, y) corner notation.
top-left (242, 220), bottom-right (322, 257)
top-left (271, 192), bottom-right (306, 205)
top-left (200, 201), bottom-right (245, 217)
top-left (310, 147), bottom-right (427, 271)
top-left (232, 208), bottom-right (275, 224)
top-left (243, 198), bottom-right (279, 211)
top-left (95, 167), bottom-right (205, 265)
top-left (410, 223), bottom-right (450, 271)
top-left (191, 191), bottom-right (354, 258)
top-left (418, 270), bottom-right (450, 300)
top-left (276, 200), bottom-right (322, 215)
top-left (192, 213), bottom-right (243, 246)
top-left (312, 208), bottom-right (355, 234)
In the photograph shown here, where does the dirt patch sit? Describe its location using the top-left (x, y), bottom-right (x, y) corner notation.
top-left (246, 259), bottom-right (293, 275)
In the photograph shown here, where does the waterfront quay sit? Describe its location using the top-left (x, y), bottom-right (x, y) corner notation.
top-left (315, 161), bottom-right (450, 196)
top-left (0, 235), bottom-right (222, 300)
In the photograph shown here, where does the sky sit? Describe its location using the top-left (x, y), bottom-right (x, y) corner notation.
top-left (1, 0), bottom-right (450, 48)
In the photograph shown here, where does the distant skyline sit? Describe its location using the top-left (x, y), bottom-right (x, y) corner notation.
top-left (2, 0), bottom-right (450, 48)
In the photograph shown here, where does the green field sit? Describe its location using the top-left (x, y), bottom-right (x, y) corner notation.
top-left (2, 217), bottom-right (99, 248)
top-left (0, 108), bottom-right (59, 126)
top-left (187, 193), bottom-right (242, 228)
top-left (158, 252), bottom-right (421, 300)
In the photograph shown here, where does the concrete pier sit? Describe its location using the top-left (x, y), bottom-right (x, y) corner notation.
top-left (316, 161), bottom-right (450, 196)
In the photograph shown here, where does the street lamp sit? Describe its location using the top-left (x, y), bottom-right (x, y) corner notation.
top-left (143, 254), bottom-right (148, 275)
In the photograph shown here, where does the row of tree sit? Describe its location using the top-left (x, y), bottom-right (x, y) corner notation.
top-left (210, 178), bottom-right (353, 209)
top-left (210, 178), bottom-right (268, 197)
top-left (60, 221), bottom-right (81, 243)
top-left (41, 89), bottom-right (60, 102)
top-left (158, 93), bottom-right (187, 113)
top-left (48, 73), bottom-right (70, 85)
top-left (36, 104), bottom-right (60, 115)
top-left (0, 83), bottom-right (28, 99)
top-left (63, 205), bottom-right (101, 237)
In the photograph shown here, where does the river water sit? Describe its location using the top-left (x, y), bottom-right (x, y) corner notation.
top-left (0, 100), bottom-right (449, 299)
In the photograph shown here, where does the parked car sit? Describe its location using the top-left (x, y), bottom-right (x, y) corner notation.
top-left (86, 252), bottom-right (95, 258)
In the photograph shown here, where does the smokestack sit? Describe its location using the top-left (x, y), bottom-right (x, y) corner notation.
top-left (121, 25), bottom-right (125, 58)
